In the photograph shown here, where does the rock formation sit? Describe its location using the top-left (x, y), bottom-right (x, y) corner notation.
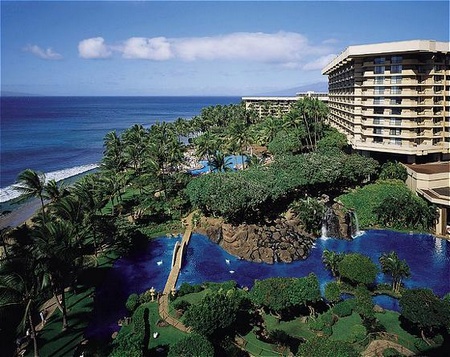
top-left (197, 217), bottom-right (317, 264)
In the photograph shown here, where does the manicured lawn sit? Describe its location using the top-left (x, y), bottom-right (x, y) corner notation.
top-left (330, 312), bottom-right (362, 341)
top-left (264, 313), bottom-right (316, 340)
top-left (146, 302), bottom-right (187, 350)
top-left (241, 329), bottom-right (286, 356)
top-left (375, 311), bottom-right (419, 353)
top-left (24, 250), bottom-right (119, 357)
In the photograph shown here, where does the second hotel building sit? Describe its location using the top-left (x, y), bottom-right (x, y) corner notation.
top-left (322, 40), bottom-right (449, 163)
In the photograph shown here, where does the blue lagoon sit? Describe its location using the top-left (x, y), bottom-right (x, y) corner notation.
top-left (85, 230), bottom-right (450, 340)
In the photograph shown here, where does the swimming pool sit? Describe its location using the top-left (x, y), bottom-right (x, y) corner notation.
top-left (85, 230), bottom-right (449, 340)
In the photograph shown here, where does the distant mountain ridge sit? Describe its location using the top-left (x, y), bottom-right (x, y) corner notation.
top-left (250, 82), bottom-right (328, 96)
top-left (1, 91), bottom-right (41, 97)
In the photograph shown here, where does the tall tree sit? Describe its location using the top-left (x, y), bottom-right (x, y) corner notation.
top-left (0, 258), bottom-right (42, 357)
top-left (14, 169), bottom-right (47, 223)
top-left (322, 249), bottom-right (344, 281)
top-left (379, 251), bottom-right (410, 292)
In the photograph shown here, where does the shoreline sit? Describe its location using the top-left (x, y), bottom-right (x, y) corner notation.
top-left (0, 198), bottom-right (41, 229)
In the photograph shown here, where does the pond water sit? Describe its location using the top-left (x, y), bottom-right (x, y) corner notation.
top-left (84, 230), bottom-right (450, 340)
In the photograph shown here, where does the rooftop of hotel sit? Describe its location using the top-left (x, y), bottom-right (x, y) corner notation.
top-left (405, 162), bottom-right (450, 175)
top-left (322, 39), bottom-right (450, 74)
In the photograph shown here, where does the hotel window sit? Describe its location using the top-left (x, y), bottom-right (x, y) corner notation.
top-left (390, 128), bottom-right (401, 136)
top-left (373, 137), bottom-right (383, 143)
top-left (434, 86), bottom-right (443, 93)
top-left (391, 56), bottom-right (402, 63)
top-left (374, 57), bottom-right (385, 64)
top-left (375, 76), bottom-right (385, 84)
top-left (374, 66), bottom-right (385, 74)
top-left (391, 76), bottom-right (402, 84)
top-left (391, 65), bottom-right (402, 73)
top-left (374, 97), bottom-right (384, 105)
top-left (374, 118), bottom-right (384, 124)
top-left (390, 97), bottom-right (402, 105)
top-left (374, 108), bottom-right (384, 115)
top-left (391, 108), bottom-right (402, 115)
top-left (390, 86), bottom-right (401, 94)
top-left (434, 65), bottom-right (442, 72)
top-left (374, 86), bottom-right (385, 94)
top-left (390, 138), bottom-right (402, 145)
top-left (373, 128), bottom-right (383, 134)
top-left (390, 118), bottom-right (401, 126)
top-left (434, 75), bottom-right (443, 83)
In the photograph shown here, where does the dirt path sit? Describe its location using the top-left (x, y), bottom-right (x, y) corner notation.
top-left (363, 339), bottom-right (415, 357)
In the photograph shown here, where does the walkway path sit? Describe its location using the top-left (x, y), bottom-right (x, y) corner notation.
top-left (157, 212), bottom-right (194, 333)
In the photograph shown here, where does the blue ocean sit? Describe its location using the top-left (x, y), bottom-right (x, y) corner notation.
top-left (0, 96), bottom-right (240, 202)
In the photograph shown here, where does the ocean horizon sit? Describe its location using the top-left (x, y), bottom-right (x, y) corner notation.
top-left (0, 96), bottom-right (241, 204)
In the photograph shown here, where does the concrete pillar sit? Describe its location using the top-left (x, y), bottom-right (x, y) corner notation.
top-left (435, 206), bottom-right (448, 236)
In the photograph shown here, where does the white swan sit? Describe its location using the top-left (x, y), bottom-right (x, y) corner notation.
top-left (229, 270), bottom-right (235, 274)
top-left (225, 259), bottom-right (230, 265)
top-left (157, 260), bottom-right (163, 266)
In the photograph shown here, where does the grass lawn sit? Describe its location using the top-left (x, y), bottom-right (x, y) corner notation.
top-left (264, 313), bottom-right (316, 340)
top-left (147, 302), bottom-right (187, 350)
top-left (24, 250), bottom-right (119, 357)
top-left (375, 311), bottom-right (419, 353)
top-left (330, 312), bottom-right (362, 341)
top-left (241, 329), bottom-right (287, 357)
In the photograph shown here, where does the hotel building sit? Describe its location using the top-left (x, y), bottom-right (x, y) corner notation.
top-left (322, 40), bottom-right (450, 163)
top-left (242, 91), bottom-right (328, 119)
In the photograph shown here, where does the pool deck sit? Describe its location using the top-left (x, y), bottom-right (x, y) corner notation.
top-left (158, 213), bottom-right (194, 333)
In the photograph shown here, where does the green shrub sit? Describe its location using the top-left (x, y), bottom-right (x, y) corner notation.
top-left (382, 347), bottom-right (404, 357)
top-left (139, 289), bottom-right (156, 304)
top-left (177, 282), bottom-right (203, 297)
top-left (379, 162), bottom-right (407, 182)
top-left (333, 299), bottom-right (355, 317)
top-left (349, 324), bottom-right (367, 343)
top-left (322, 325), bottom-right (333, 337)
top-left (297, 336), bottom-right (359, 357)
top-left (269, 329), bottom-right (291, 346)
top-left (309, 310), bottom-right (335, 332)
top-left (168, 333), bottom-right (214, 357)
top-left (132, 305), bottom-right (148, 339)
top-left (414, 338), bottom-right (432, 353)
top-left (126, 293), bottom-right (140, 312)
top-left (204, 280), bottom-right (237, 292)
top-left (173, 299), bottom-right (191, 311)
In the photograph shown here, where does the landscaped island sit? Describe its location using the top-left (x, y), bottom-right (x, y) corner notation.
top-left (0, 99), bottom-right (448, 356)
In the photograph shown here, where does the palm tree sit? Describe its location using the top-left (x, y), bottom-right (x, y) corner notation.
top-left (33, 220), bottom-right (78, 330)
top-left (44, 179), bottom-right (68, 204)
top-left (379, 251), bottom-right (411, 293)
top-left (0, 227), bottom-right (11, 260)
top-left (14, 169), bottom-right (47, 223)
top-left (322, 249), bottom-right (344, 281)
top-left (209, 151), bottom-right (233, 172)
top-left (0, 257), bottom-right (42, 357)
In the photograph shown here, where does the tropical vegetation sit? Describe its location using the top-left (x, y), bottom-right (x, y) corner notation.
top-left (0, 97), bottom-right (445, 356)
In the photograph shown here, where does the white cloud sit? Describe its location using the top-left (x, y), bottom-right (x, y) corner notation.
top-left (302, 54), bottom-right (337, 70)
top-left (173, 32), bottom-right (313, 62)
top-left (78, 32), bottom-right (335, 68)
top-left (121, 37), bottom-right (173, 60)
top-left (78, 37), bottom-right (111, 59)
top-left (24, 44), bottom-right (63, 60)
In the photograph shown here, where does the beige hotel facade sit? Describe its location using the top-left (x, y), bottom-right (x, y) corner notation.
top-left (322, 40), bottom-right (450, 236)
top-left (322, 40), bottom-right (449, 164)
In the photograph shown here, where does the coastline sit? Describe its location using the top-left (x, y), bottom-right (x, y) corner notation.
top-left (0, 198), bottom-right (40, 229)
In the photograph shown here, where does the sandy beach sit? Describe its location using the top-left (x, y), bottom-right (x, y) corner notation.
top-left (0, 199), bottom-right (41, 229)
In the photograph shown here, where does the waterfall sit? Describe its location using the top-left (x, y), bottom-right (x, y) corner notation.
top-left (351, 211), bottom-right (363, 238)
top-left (321, 223), bottom-right (328, 239)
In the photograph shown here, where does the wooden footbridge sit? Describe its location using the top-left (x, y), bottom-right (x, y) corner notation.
top-left (157, 213), bottom-right (194, 332)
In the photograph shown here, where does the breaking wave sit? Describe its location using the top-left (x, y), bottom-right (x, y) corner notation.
top-left (0, 164), bottom-right (99, 203)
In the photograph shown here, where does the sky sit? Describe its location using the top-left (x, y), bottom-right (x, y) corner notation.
top-left (1, 1), bottom-right (449, 96)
